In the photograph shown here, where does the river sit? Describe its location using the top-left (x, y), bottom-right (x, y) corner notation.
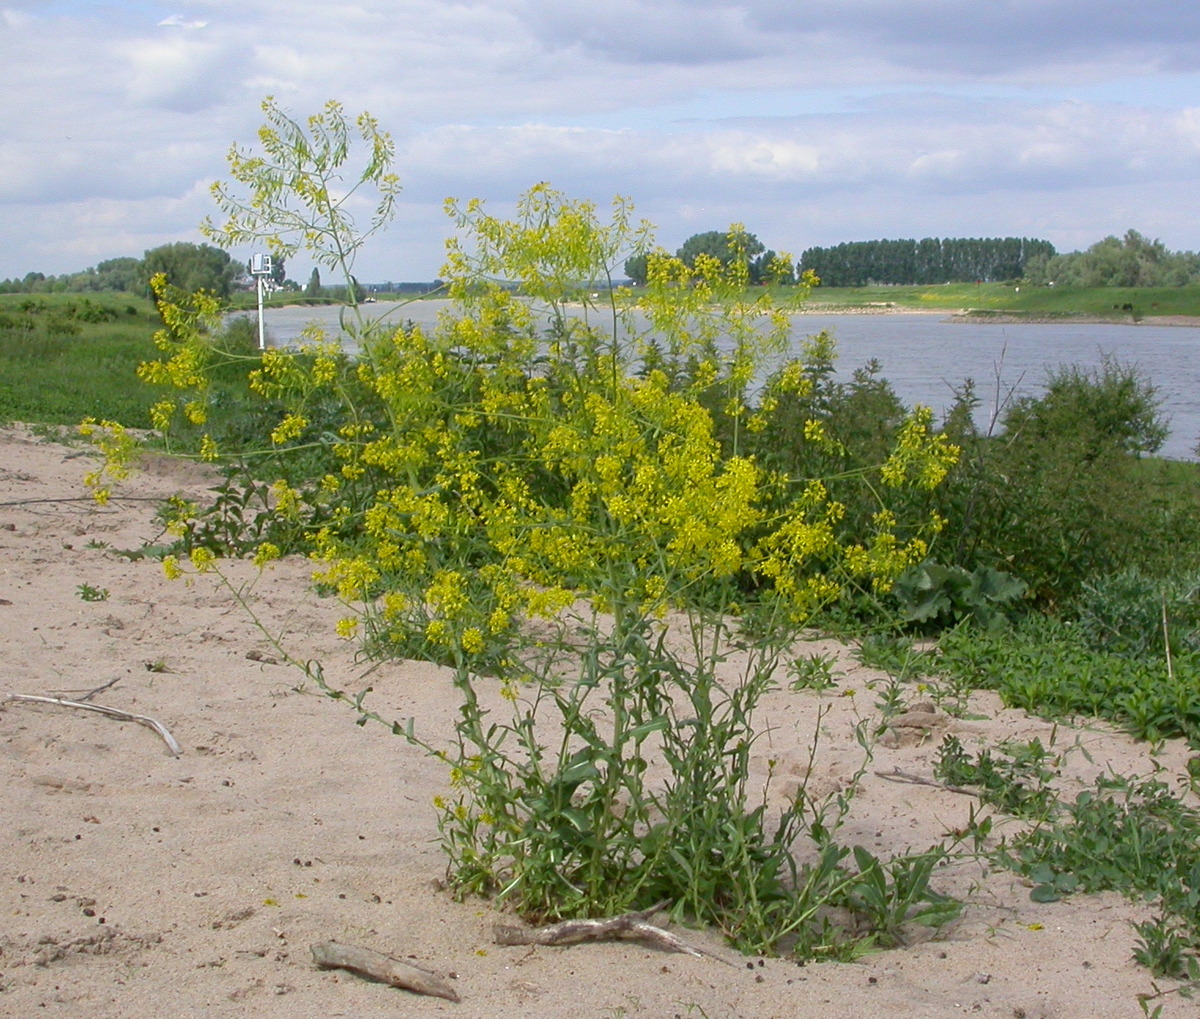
top-left (248, 301), bottom-right (1200, 461)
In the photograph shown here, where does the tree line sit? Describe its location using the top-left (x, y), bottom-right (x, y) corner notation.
top-left (1023, 229), bottom-right (1200, 287)
top-left (8, 228), bottom-right (1199, 298)
top-left (798, 237), bottom-right (1057, 287)
top-left (646, 227), bottom-right (1200, 289)
top-left (625, 231), bottom-right (1061, 288)
top-left (0, 242), bottom-right (291, 298)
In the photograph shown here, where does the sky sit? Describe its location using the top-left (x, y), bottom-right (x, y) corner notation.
top-left (4, 0), bottom-right (1200, 283)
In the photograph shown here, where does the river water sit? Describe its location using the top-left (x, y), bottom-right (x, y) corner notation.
top-left (250, 301), bottom-right (1200, 461)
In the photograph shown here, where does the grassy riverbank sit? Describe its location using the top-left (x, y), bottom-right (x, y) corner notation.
top-left (0, 293), bottom-right (166, 425)
top-left (805, 282), bottom-right (1200, 319)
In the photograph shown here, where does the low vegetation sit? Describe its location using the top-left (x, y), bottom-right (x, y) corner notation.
top-left (0, 293), bottom-right (166, 425)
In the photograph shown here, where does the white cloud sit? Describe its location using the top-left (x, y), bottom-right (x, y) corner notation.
top-left (5, 1), bottom-right (1200, 280)
top-left (5, 180), bottom-right (216, 273)
top-left (117, 33), bottom-right (248, 113)
top-left (157, 14), bottom-right (208, 30)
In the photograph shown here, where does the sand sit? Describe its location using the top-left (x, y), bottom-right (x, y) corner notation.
top-left (1, 423), bottom-right (1194, 1018)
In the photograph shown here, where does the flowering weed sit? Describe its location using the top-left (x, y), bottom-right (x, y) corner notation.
top-left (87, 98), bottom-right (968, 959)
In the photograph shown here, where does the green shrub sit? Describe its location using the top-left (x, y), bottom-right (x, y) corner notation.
top-left (1071, 568), bottom-right (1200, 658)
top-left (933, 359), bottom-right (1200, 607)
top-left (1005, 357), bottom-right (1168, 456)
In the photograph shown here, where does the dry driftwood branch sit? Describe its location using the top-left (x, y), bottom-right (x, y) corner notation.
top-left (0, 496), bottom-right (164, 508)
top-left (310, 941), bottom-right (460, 1002)
top-left (874, 766), bottom-right (976, 796)
top-left (493, 901), bottom-right (737, 966)
top-left (2, 692), bottom-right (182, 757)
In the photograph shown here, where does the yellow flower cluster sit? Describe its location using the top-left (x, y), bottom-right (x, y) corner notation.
top-left (880, 407), bottom-right (960, 490)
top-left (252, 542), bottom-right (282, 568)
top-left (189, 547), bottom-right (216, 573)
top-left (126, 183), bottom-right (963, 670)
top-left (134, 276), bottom-right (228, 417)
top-left (843, 509), bottom-right (930, 593)
top-left (79, 418), bottom-right (139, 504)
top-left (270, 413), bottom-right (308, 445)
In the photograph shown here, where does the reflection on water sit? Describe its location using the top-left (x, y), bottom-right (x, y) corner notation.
top-left (248, 300), bottom-right (1200, 460)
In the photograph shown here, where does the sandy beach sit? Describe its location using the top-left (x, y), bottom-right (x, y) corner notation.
top-left (1, 423), bottom-right (1194, 1018)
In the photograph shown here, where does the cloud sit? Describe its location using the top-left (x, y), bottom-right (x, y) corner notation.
top-left (157, 14), bottom-right (208, 30)
top-left (5, 0), bottom-right (1200, 281)
top-left (117, 32), bottom-right (250, 113)
top-left (3, 180), bottom-right (217, 273)
top-left (744, 0), bottom-right (1200, 79)
top-left (520, 0), bottom-right (768, 65)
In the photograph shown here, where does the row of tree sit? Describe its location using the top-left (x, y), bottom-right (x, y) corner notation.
top-left (624, 231), bottom-right (1064, 288)
top-left (0, 242), bottom-right (291, 298)
top-left (640, 228), bottom-right (1200, 290)
top-left (797, 237), bottom-right (1057, 287)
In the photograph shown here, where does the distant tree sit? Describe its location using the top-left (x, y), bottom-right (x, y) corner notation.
top-left (139, 242), bottom-right (238, 298)
top-left (626, 229), bottom-right (791, 286)
top-left (305, 267), bottom-right (321, 296)
top-left (1035, 230), bottom-right (1200, 287)
top-left (88, 257), bottom-right (141, 292)
top-left (624, 252), bottom-right (648, 285)
top-left (800, 237), bottom-right (1055, 286)
top-left (677, 229), bottom-right (765, 273)
top-left (677, 230), bottom-right (733, 267)
top-left (1, 258), bottom-right (144, 294)
top-left (752, 249), bottom-right (795, 285)
top-left (270, 255), bottom-right (286, 287)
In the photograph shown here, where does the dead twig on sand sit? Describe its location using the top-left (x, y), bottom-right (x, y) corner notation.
top-left (72, 677), bottom-right (122, 702)
top-left (874, 766), bottom-right (976, 796)
top-left (310, 941), bottom-right (460, 1002)
top-left (1, 692), bottom-right (182, 757)
top-left (493, 901), bottom-right (737, 966)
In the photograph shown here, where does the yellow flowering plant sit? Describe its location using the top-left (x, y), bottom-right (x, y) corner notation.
top-left (89, 98), bottom-right (965, 956)
top-left (279, 184), bottom-right (957, 945)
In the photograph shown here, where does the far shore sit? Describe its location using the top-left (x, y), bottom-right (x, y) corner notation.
top-left (801, 303), bottom-right (1200, 326)
top-left (944, 311), bottom-right (1200, 327)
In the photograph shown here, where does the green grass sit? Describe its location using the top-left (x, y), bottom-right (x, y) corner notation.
top-left (223, 289), bottom-right (445, 312)
top-left (224, 292), bottom-right (339, 311)
top-left (806, 283), bottom-right (1200, 319)
top-left (0, 292), bottom-right (147, 315)
top-left (0, 293), bottom-right (167, 427)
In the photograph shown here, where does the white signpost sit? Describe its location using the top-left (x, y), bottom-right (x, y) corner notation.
top-left (248, 253), bottom-right (273, 351)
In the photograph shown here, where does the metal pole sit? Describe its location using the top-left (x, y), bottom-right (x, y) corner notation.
top-left (256, 273), bottom-right (266, 351)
